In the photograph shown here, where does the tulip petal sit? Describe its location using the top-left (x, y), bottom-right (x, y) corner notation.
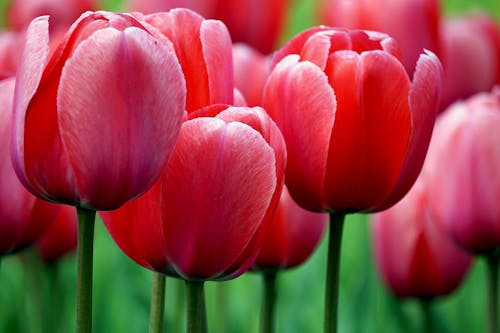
top-left (11, 16), bottom-right (51, 195)
top-left (201, 19), bottom-right (234, 106)
top-left (264, 55), bottom-right (336, 212)
top-left (324, 50), bottom-right (411, 212)
top-left (58, 26), bottom-right (185, 210)
top-left (376, 51), bottom-right (441, 211)
top-left (162, 118), bottom-right (276, 279)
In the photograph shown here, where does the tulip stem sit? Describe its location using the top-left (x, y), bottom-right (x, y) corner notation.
top-left (76, 206), bottom-right (96, 333)
top-left (324, 212), bottom-right (345, 333)
top-left (186, 280), bottom-right (206, 333)
top-left (486, 253), bottom-right (499, 333)
top-left (149, 272), bottom-right (166, 333)
top-left (420, 298), bottom-right (435, 333)
top-left (261, 272), bottom-right (278, 333)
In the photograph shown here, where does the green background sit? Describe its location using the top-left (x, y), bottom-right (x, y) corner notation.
top-left (0, 0), bottom-right (499, 332)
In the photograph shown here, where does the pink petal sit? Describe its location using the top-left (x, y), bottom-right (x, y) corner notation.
top-left (376, 51), bottom-right (441, 211)
top-left (263, 55), bottom-right (336, 212)
top-left (200, 19), bottom-right (234, 106)
top-left (162, 117), bottom-right (277, 279)
top-left (11, 16), bottom-right (51, 195)
top-left (58, 26), bottom-right (185, 210)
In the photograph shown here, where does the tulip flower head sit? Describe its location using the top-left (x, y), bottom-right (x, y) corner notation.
top-left (11, 11), bottom-right (186, 211)
top-left (372, 180), bottom-right (471, 299)
top-left (101, 105), bottom-right (286, 280)
top-left (424, 88), bottom-right (500, 255)
top-left (263, 27), bottom-right (442, 214)
top-left (440, 14), bottom-right (500, 110)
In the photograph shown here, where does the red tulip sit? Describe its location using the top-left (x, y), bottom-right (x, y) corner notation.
top-left (319, 0), bottom-right (441, 76)
top-left (440, 14), bottom-right (500, 110)
top-left (140, 8), bottom-right (233, 112)
top-left (252, 186), bottom-right (327, 271)
top-left (263, 27), bottom-right (442, 213)
top-left (7, 0), bottom-right (96, 32)
top-left (127, 0), bottom-right (290, 54)
top-left (424, 88), bottom-right (500, 254)
top-left (0, 78), bottom-right (63, 255)
top-left (37, 204), bottom-right (78, 263)
top-left (372, 179), bottom-right (471, 298)
top-left (101, 105), bottom-right (286, 280)
top-left (232, 43), bottom-right (270, 107)
top-left (11, 12), bottom-right (186, 211)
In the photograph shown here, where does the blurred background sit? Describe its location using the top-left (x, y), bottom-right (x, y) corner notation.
top-left (0, 0), bottom-right (499, 332)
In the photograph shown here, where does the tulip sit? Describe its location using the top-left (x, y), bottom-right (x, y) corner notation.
top-left (372, 179), bottom-right (471, 299)
top-left (101, 105), bottom-right (286, 332)
top-left (0, 77), bottom-right (62, 256)
top-left (440, 14), bottom-right (500, 110)
top-left (252, 186), bottom-right (327, 333)
top-left (11, 12), bottom-right (186, 332)
top-left (127, 0), bottom-right (291, 54)
top-left (7, 0), bottom-right (96, 32)
top-left (232, 43), bottom-right (270, 107)
top-left (263, 27), bottom-right (442, 333)
top-left (319, 0), bottom-right (441, 76)
top-left (141, 8), bottom-right (234, 112)
top-left (423, 88), bottom-right (500, 333)
top-left (37, 204), bottom-right (77, 263)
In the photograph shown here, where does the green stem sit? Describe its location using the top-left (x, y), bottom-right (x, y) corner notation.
top-left (149, 272), bottom-right (166, 333)
top-left (185, 280), bottom-right (206, 333)
top-left (324, 212), bottom-right (345, 333)
top-left (261, 272), bottom-right (278, 333)
top-left (76, 207), bottom-right (96, 333)
top-left (486, 253), bottom-right (499, 333)
top-left (420, 298), bottom-right (435, 333)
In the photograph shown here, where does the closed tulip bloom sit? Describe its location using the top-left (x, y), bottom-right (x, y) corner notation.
top-left (372, 180), bottom-right (471, 298)
top-left (253, 186), bottom-right (327, 271)
top-left (7, 0), bottom-right (95, 32)
top-left (263, 27), bottom-right (442, 213)
top-left (232, 43), bottom-right (270, 107)
top-left (320, 0), bottom-right (441, 76)
top-left (101, 105), bottom-right (286, 280)
top-left (0, 78), bottom-right (62, 255)
top-left (440, 14), bottom-right (500, 110)
top-left (11, 11), bottom-right (186, 211)
top-left (37, 204), bottom-right (77, 263)
top-left (141, 8), bottom-right (233, 112)
top-left (128, 0), bottom-right (290, 54)
top-left (424, 89), bottom-right (500, 254)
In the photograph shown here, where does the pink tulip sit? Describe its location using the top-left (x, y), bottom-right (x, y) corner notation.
top-left (263, 27), bottom-right (442, 213)
top-left (424, 88), bottom-right (500, 254)
top-left (372, 179), bottom-right (471, 298)
top-left (101, 105), bottom-right (286, 280)
top-left (0, 78), bottom-right (65, 255)
top-left (252, 186), bottom-right (327, 271)
top-left (36, 204), bottom-right (78, 263)
top-left (127, 0), bottom-right (290, 54)
top-left (440, 14), bottom-right (500, 110)
top-left (7, 0), bottom-right (96, 32)
top-left (11, 12), bottom-right (186, 211)
top-left (232, 43), bottom-right (270, 107)
top-left (140, 9), bottom-right (233, 112)
top-left (319, 0), bottom-right (441, 76)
